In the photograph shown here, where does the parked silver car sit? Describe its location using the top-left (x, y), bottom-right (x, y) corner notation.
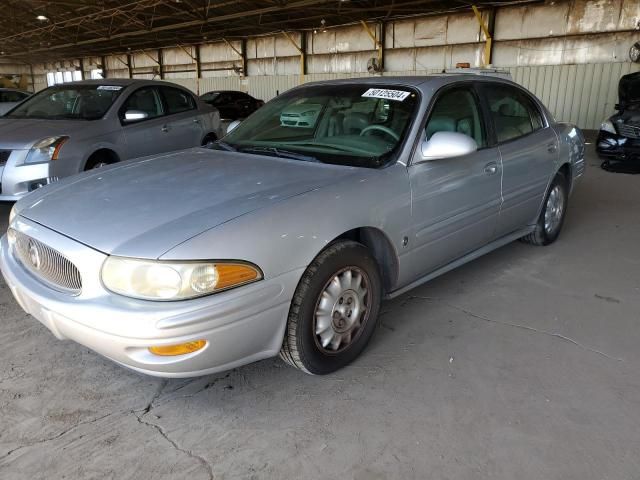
top-left (0, 88), bottom-right (31, 116)
top-left (1, 76), bottom-right (585, 377)
top-left (0, 79), bottom-right (222, 201)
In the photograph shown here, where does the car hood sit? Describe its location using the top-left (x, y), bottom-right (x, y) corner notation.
top-left (18, 148), bottom-right (357, 258)
top-left (619, 72), bottom-right (640, 107)
top-left (0, 118), bottom-right (90, 149)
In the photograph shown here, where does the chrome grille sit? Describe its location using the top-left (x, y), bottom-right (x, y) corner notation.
top-left (10, 229), bottom-right (82, 295)
top-left (0, 150), bottom-right (10, 166)
top-left (618, 124), bottom-right (640, 139)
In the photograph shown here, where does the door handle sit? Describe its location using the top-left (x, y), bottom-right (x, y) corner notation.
top-left (547, 143), bottom-right (558, 153)
top-left (161, 125), bottom-right (170, 132)
top-left (484, 162), bottom-right (498, 175)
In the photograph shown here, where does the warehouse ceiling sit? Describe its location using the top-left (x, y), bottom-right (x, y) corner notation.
top-left (1, 0), bottom-right (535, 63)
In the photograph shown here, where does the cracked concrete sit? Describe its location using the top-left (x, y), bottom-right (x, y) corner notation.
top-left (1, 144), bottom-right (639, 479)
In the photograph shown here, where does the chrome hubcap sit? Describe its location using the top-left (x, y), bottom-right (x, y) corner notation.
top-left (314, 267), bottom-right (370, 353)
top-left (544, 185), bottom-right (565, 234)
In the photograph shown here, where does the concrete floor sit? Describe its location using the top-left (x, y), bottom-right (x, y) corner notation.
top-left (0, 145), bottom-right (639, 480)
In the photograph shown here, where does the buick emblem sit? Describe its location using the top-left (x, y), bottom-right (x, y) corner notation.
top-left (27, 240), bottom-right (41, 270)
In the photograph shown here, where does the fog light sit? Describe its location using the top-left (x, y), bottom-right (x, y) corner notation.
top-left (148, 340), bottom-right (207, 356)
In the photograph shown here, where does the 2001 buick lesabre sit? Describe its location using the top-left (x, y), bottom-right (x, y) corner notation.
top-left (0, 75), bottom-right (585, 377)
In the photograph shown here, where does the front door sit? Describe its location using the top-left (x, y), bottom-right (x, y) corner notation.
top-left (158, 86), bottom-right (204, 149)
top-left (407, 85), bottom-right (502, 279)
top-left (120, 86), bottom-right (177, 159)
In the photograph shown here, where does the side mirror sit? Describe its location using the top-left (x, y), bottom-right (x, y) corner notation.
top-left (226, 119), bottom-right (241, 135)
top-left (418, 131), bottom-right (478, 162)
top-left (123, 110), bottom-right (149, 122)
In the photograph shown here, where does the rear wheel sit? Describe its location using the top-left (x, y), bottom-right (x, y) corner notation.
top-left (521, 171), bottom-right (568, 246)
top-left (280, 240), bottom-right (382, 375)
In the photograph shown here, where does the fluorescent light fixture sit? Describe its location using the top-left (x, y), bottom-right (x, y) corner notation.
top-left (36, 15), bottom-right (48, 21)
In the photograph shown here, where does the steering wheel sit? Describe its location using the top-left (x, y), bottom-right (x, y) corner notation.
top-left (359, 124), bottom-right (400, 142)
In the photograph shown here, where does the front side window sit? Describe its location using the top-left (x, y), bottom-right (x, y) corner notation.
top-left (161, 87), bottom-right (195, 114)
top-left (122, 88), bottom-right (163, 120)
top-left (425, 87), bottom-right (486, 148)
top-left (5, 85), bottom-right (122, 120)
top-left (222, 84), bottom-right (419, 168)
top-left (483, 85), bottom-right (544, 143)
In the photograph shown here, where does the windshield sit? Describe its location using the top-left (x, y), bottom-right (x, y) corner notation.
top-left (221, 84), bottom-right (419, 168)
top-left (5, 84), bottom-right (123, 120)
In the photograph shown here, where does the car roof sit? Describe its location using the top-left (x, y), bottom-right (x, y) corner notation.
top-left (300, 74), bottom-right (520, 92)
top-left (49, 79), bottom-right (188, 88)
top-left (0, 87), bottom-right (30, 93)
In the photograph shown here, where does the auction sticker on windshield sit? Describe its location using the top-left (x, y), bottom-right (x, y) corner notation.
top-left (362, 88), bottom-right (410, 101)
top-left (97, 86), bottom-right (123, 91)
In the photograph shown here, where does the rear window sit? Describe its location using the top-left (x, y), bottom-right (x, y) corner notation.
top-left (482, 85), bottom-right (544, 143)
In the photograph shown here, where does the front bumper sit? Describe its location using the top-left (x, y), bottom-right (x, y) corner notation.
top-left (596, 130), bottom-right (640, 160)
top-left (0, 149), bottom-right (54, 201)
top-left (0, 217), bottom-right (301, 377)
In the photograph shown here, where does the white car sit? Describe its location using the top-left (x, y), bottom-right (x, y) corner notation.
top-left (280, 103), bottom-right (323, 128)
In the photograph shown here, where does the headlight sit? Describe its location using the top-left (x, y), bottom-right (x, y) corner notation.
top-left (8, 204), bottom-right (17, 225)
top-left (600, 120), bottom-right (616, 135)
top-left (101, 257), bottom-right (262, 301)
top-left (24, 136), bottom-right (68, 164)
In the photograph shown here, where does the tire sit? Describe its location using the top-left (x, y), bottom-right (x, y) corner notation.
top-left (280, 240), bottom-right (382, 375)
top-left (520, 171), bottom-right (568, 246)
top-left (84, 153), bottom-right (115, 171)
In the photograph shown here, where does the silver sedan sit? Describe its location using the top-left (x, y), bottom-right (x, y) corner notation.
top-left (0, 75), bottom-right (585, 377)
top-left (0, 79), bottom-right (222, 201)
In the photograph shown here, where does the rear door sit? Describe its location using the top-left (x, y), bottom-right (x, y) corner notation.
top-left (159, 86), bottom-right (204, 149)
top-left (407, 84), bottom-right (503, 277)
top-left (478, 83), bottom-right (557, 236)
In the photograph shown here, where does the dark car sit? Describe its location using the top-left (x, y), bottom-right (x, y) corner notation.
top-left (597, 72), bottom-right (640, 165)
top-left (200, 90), bottom-right (264, 120)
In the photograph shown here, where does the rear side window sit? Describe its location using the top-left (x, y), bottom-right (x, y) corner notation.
top-left (1, 91), bottom-right (27, 102)
top-left (425, 87), bottom-right (487, 148)
top-left (482, 85), bottom-right (544, 143)
top-left (161, 87), bottom-right (196, 114)
top-left (122, 88), bottom-right (163, 119)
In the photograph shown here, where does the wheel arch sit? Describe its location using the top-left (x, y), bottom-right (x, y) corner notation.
top-left (331, 227), bottom-right (399, 294)
top-left (84, 148), bottom-right (120, 170)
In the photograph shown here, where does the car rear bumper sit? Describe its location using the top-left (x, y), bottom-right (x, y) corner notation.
top-left (596, 130), bottom-right (640, 160)
top-left (0, 220), bottom-right (300, 377)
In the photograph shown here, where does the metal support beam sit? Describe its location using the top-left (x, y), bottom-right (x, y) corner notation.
top-left (240, 39), bottom-right (247, 77)
top-left (472, 5), bottom-right (494, 67)
top-left (100, 55), bottom-right (107, 78)
top-left (29, 63), bottom-right (35, 92)
top-left (195, 44), bottom-right (201, 94)
top-left (282, 31), bottom-right (305, 79)
top-left (223, 38), bottom-right (245, 76)
top-left (360, 20), bottom-right (383, 73)
top-left (79, 57), bottom-right (85, 80)
top-left (126, 54), bottom-right (133, 78)
top-left (157, 49), bottom-right (164, 79)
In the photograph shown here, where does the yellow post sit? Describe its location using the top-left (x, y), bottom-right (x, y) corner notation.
top-left (360, 20), bottom-right (383, 70)
top-left (472, 5), bottom-right (492, 67)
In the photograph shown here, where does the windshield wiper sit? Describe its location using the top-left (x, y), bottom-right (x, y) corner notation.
top-left (213, 140), bottom-right (237, 151)
top-left (238, 146), bottom-right (321, 163)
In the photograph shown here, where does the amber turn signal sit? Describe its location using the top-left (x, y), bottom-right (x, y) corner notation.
top-left (148, 340), bottom-right (207, 356)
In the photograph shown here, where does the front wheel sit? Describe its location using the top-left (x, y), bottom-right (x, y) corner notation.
top-left (521, 171), bottom-right (568, 246)
top-left (280, 240), bottom-right (382, 375)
